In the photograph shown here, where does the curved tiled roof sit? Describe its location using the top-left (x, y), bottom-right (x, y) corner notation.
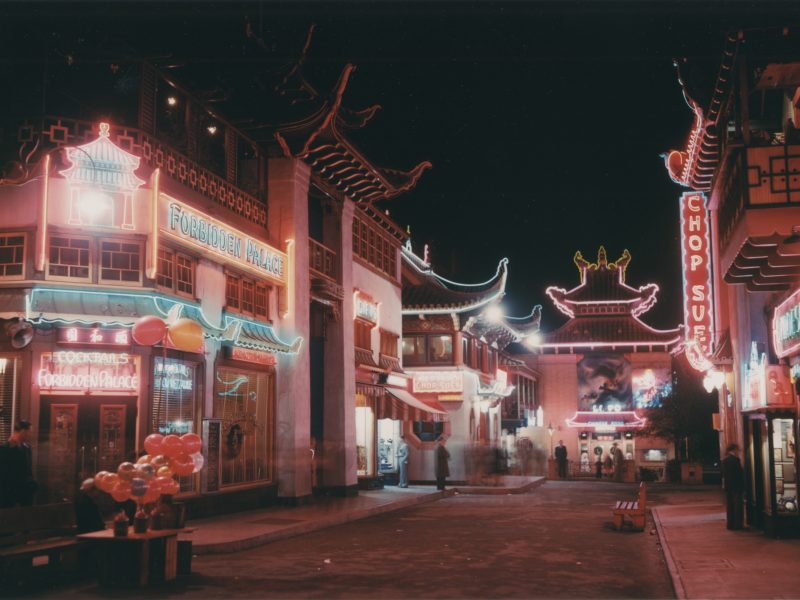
top-left (540, 316), bottom-right (682, 348)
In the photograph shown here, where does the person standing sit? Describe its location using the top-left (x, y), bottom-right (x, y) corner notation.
top-left (0, 420), bottom-right (37, 507)
top-left (397, 435), bottom-right (409, 488)
top-left (722, 443), bottom-right (745, 530)
top-left (435, 437), bottom-right (450, 490)
top-left (612, 442), bottom-right (625, 482)
top-left (554, 440), bottom-right (568, 479)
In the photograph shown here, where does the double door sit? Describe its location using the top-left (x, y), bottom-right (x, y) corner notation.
top-left (38, 396), bottom-right (137, 503)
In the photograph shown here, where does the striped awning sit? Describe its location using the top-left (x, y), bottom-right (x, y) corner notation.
top-left (378, 388), bottom-right (448, 423)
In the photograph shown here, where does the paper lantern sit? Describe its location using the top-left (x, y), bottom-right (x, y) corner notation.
top-left (144, 433), bottom-right (164, 455)
top-left (161, 434), bottom-right (184, 457)
top-left (167, 318), bottom-right (204, 353)
top-left (180, 433), bottom-right (202, 455)
top-left (132, 315), bottom-right (167, 346)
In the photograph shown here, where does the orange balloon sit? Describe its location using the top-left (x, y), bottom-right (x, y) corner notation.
top-left (98, 472), bottom-right (120, 493)
top-left (157, 466), bottom-right (174, 479)
top-left (150, 454), bottom-right (170, 468)
top-left (136, 454), bottom-right (152, 465)
top-left (111, 481), bottom-right (132, 503)
top-left (167, 318), bottom-right (204, 352)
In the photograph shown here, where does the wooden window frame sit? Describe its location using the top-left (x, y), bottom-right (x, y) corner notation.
top-left (380, 329), bottom-right (399, 358)
top-left (0, 232), bottom-right (26, 280)
top-left (353, 215), bottom-right (398, 280)
top-left (46, 234), bottom-right (92, 283)
top-left (402, 334), bottom-right (427, 366)
top-left (156, 246), bottom-right (196, 299)
top-left (225, 271), bottom-right (271, 320)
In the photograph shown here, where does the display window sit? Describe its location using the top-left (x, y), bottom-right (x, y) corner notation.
top-left (213, 367), bottom-right (274, 486)
top-left (772, 418), bottom-right (798, 514)
top-left (355, 393), bottom-right (376, 477)
top-left (378, 419), bottom-right (401, 473)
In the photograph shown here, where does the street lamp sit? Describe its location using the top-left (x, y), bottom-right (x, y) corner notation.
top-left (548, 422), bottom-right (555, 458)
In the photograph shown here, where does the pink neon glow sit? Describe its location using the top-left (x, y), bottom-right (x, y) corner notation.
top-left (772, 288), bottom-right (800, 359)
top-left (37, 154), bottom-right (50, 272)
top-left (565, 410), bottom-right (646, 430)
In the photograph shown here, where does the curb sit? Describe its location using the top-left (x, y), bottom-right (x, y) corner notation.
top-left (192, 489), bottom-right (454, 555)
top-left (650, 506), bottom-right (687, 600)
top-left (452, 477), bottom-right (546, 495)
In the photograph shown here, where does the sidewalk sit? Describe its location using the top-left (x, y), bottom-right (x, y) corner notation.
top-left (183, 476), bottom-right (543, 554)
top-left (652, 496), bottom-right (800, 599)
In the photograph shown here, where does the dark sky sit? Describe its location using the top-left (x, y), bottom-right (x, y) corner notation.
top-left (4, 1), bottom-right (800, 333)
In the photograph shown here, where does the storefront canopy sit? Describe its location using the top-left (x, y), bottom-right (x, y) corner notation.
top-left (379, 388), bottom-right (448, 423)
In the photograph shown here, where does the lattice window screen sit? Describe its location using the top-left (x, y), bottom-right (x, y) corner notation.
top-left (0, 357), bottom-right (17, 442)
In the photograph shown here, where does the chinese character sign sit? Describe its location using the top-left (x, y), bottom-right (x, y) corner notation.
top-left (680, 192), bottom-right (714, 370)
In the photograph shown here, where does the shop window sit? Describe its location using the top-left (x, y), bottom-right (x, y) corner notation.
top-left (429, 335), bottom-right (453, 364)
top-left (380, 330), bottom-right (398, 358)
top-left (355, 319), bottom-right (373, 351)
top-left (413, 421), bottom-right (444, 442)
top-left (226, 273), bottom-right (270, 319)
top-left (100, 240), bottom-right (141, 284)
top-left (214, 367), bottom-right (274, 486)
top-left (353, 215), bottom-right (398, 280)
top-left (772, 418), bottom-right (798, 514)
top-left (152, 357), bottom-right (198, 492)
top-left (48, 236), bottom-right (90, 280)
top-left (356, 394), bottom-right (375, 477)
top-left (0, 356), bottom-right (19, 442)
top-left (378, 418), bottom-right (401, 473)
top-left (402, 335), bottom-right (426, 366)
top-left (0, 234), bottom-right (24, 278)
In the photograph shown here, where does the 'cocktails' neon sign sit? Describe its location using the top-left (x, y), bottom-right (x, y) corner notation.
top-left (38, 351), bottom-right (139, 392)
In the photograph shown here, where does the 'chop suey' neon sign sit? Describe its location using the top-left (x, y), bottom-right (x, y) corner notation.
top-left (680, 192), bottom-right (714, 371)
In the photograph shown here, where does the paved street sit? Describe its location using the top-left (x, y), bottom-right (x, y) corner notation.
top-left (56, 481), bottom-right (675, 599)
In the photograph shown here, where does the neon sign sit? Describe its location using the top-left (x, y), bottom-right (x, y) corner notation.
top-left (38, 351), bottom-right (139, 392)
top-left (160, 197), bottom-right (287, 286)
top-left (680, 192), bottom-right (714, 370)
top-left (412, 371), bottom-right (463, 394)
top-left (154, 359), bottom-right (193, 391)
top-left (773, 288), bottom-right (800, 358)
top-left (355, 292), bottom-right (378, 323)
top-left (58, 327), bottom-right (130, 346)
top-left (228, 346), bottom-right (277, 366)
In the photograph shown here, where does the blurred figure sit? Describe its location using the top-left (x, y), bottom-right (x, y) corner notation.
top-left (555, 440), bottom-right (568, 479)
top-left (722, 443), bottom-right (745, 530)
top-left (0, 420), bottom-right (37, 507)
top-left (517, 437), bottom-right (533, 476)
top-left (435, 437), bottom-right (450, 490)
top-left (75, 479), bottom-right (105, 533)
top-left (397, 435), bottom-right (409, 488)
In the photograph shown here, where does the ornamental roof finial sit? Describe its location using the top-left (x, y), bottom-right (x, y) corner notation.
top-left (99, 122), bottom-right (110, 138)
top-left (597, 246), bottom-right (607, 268)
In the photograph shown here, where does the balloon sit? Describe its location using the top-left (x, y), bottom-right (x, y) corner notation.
top-left (190, 452), bottom-right (205, 474)
top-left (136, 454), bottom-right (152, 465)
top-left (141, 484), bottom-right (161, 505)
top-left (150, 454), bottom-right (170, 468)
top-left (144, 434), bottom-right (164, 456)
top-left (180, 433), bottom-right (202, 455)
top-left (111, 481), bottom-right (132, 503)
top-left (117, 462), bottom-right (136, 481)
top-left (131, 478), bottom-right (147, 497)
top-left (97, 472), bottom-right (119, 493)
top-left (162, 478), bottom-right (180, 496)
top-left (161, 434), bottom-right (183, 458)
top-left (81, 478), bottom-right (95, 492)
top-left (94, 471), bottom-right (111, 490)
top-left (167, 318), bottom-right (203, 352)
top-left (156, 466), bottom-right (174, 479)
top-left (136, 463), bottom-right (156, 481)
top-left (132, 315), bottom-right (167, 346)
top-left (171, 453), bottom-right (194, 477)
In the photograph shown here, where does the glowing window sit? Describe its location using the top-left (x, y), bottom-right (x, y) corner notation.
top-left (428, 335), bottom-right (453, 364)
top-left (48, 236), bottom-right (90, 279)
top-left (0, 234), bottom-right (25, 278)
top-left (402, 335), bottom-right (426, 366)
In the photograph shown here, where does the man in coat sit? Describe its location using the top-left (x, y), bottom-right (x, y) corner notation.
top-left (722, 443), bottom-right (745, 530)
top-left (554, 440), bottom-right (568, 479)
top-left (0, 420), bottom-right (37, 507)
top-left (612, 442), bottom-right (625, 482)
top-left (435, 437), bottom-right (450, 490)
top-left (397, 435), bottom-right (409, 488)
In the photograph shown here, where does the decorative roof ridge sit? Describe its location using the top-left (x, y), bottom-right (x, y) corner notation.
top-left (503, 305), bottom-right (543, 335)
top-left (538, 314), bottom-right (684, 348)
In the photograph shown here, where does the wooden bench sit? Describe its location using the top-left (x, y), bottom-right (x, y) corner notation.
top-left (612, 482), bottom-right (647, 531)
top-left (0, 503), bottom-right (86, 589)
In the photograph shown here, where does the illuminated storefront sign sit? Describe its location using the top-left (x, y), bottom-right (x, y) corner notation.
top-left (154, 359), bottom-right (193, 391)
top-left (38, 351), bottom-right (139, 392)
top-left (744, 342), bottom-right (794, 410)
top-left (773, 289), bottom-right (800, 358)
top-left (412, 371), bottom-right (463, 394)
top-left (160, 196), bottom-right (287, 285)
top-left (58, 326), bottom-right (130, 346)
top-left (227, 346), bottom-right (277, 366)
top-left (354, 292), bottom-right (378, 323)
top-left (680, 192), bottom-right (714, 370)
top-left (566, 410), bottom-right (646, 432)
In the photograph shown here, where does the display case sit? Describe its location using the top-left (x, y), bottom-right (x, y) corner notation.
top-left (772, 418), bottom-right (798, 514)
top-left (378, 419), bottom-right (401, 474)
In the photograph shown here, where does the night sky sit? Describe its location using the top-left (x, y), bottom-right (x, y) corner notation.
top-left (4, 2), bottom-right (800, 333)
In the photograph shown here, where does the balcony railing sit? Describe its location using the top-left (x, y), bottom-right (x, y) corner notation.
top-left (309, 238), bottom-right (337, 281)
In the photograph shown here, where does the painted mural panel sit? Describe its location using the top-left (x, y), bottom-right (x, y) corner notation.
top-left (577, 354), bottom-right (632, 411)
top-left (632, 368), bottom-right (672, 409)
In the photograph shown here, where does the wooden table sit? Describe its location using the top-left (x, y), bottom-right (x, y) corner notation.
top-left (77, 528), bottom-right (181, 588)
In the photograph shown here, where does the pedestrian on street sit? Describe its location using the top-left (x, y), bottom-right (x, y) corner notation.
top-left (397, 434), bottom-right (409, 488)
top-left (517, 437), bottom-right (533, 476)
top-left (595, 455), bottom-right (603, 479)
top-left (435, 437), bottom-right (450, 490)
top-left (722, 443), bottom-right (745, 530)
top-left (603, 453), bottom-right (614, 478)
top-left (612, 442), bottom-right (624, 482)
top-left (0, 420), bottom-right (37, 507)
top-left (554, 439), bottom-right (568, 479)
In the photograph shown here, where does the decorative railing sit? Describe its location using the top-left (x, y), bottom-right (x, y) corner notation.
top-left (14, 116), bottom-right (267, 226)
top-left (309, 238), bottom-right (337, 281)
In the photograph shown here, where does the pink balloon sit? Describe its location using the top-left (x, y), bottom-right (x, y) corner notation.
top-left (162, 478), bottom-right (180, 496)
top-left (161, 434), bottom-right (183, 458)
top-left (180, 433), bottom-right (202, 455)
top-left (144, 433), bottom-right (164, 456)
top-left (171, 453), bottom-right (195, 477)
top-left (132, 316), bottom-right (167, 346)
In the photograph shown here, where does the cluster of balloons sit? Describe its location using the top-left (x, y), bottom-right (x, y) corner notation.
top-left (87, 433), bottom-right (205, 506)
top-left (131, 315), bottom-right (203, 353)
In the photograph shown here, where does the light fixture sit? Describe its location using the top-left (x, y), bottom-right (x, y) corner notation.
top-left (702, 369), bottom-right (725, 394)
top-left (524, 332), bottom-right (542, 348)
top-left (207, 125), bottom-right (218, 135)
top-left (536, 406), bottom-right (544, 427)
top-left (167, 96), bottom-right (177, 107)
top-left (547, 422), bottom-right (554, 436)
top-left (485, 304), bottom-right (504, 323)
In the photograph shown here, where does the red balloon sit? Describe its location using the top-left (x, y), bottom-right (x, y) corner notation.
top-left (161, 434), bottom-right (184, 458)
top-left (180, 433), bottom-right (202, 455)
top-left (144, 433), bottom-right (164, 456)
top-left (171, 453), bottom-right (195, 477)
top-left (162, 478), bottom-right (180, 496)
top-left (132, 315), bottom-right (167, 346)
top-left (111, 481), bottom-right (132, 503)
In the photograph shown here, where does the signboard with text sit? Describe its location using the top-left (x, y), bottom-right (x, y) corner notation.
top-left (38, 351), bottom-right (139, 393)
top-left (773, 288), bottom-right (800, 358)
top-left (412, 371), bottom-right (463, 394)
top-left (58, 326), bottom-right (131, 346)
top-left (227, 346), bottom-right (277, 366)
top-left (680, 192), bottom-right (714, 370)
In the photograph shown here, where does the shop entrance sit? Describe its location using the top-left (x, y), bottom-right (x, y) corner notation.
top-left (38, 395), bottom-right (137, 503)
top-left (585, 435), bottom-right (635, 477)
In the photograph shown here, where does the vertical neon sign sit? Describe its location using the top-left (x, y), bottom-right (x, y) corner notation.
top-left (36, 154), bottom-right (50, 272)
top-left (680, 192), bottom-right (714, 371)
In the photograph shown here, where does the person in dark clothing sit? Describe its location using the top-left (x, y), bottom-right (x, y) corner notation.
top-left (74, 480), bottom-right (106, 533)
top-left (0, 420), bottom-right (37, 507)
top-left (554, 440), bottom-right (568, 479)
top-left (722, 443), bottom-right (745, 530)
top-left (435, 437), bottom-right (450, 491)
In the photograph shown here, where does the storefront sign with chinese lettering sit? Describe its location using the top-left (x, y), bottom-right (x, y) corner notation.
top-left (354, 292), bottom-right (378, 323)
top-left (680, 192), bottom-right (714, 371)
top-left (58, 326), bottom-right (131, 346)
top-left (773, 288), bottom-right (800, 358)
top-left (412, 371), bottom-right (463, 394)
top-left (38, 351), bottom-right (139, 392)
top-left (160, 196), bottom-right (287, 286)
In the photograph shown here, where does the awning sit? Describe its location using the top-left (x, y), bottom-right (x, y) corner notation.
top-left (378, 388), bottom-right (448, 423)
top-left (355, 347), bottom-right (382, 371)
top-left (28, 288), bottom-right (166, 326)
top-left (222, 313), bottom-right (302, 355)
top-left (566, 411), bottom-right (646, 430)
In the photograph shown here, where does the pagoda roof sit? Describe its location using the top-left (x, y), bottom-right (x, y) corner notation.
top-left (545, 247), bottom-right (659, 318)
top-left (275, 63), bottom-right (431, 203)
top-left (59, 122), bottom-right (145, 190)
top-left (539, 315), bottom-right (682, 349)
top-left (463, 306), bottom-right (543, 351)
top-left (401, 245), bottom-right (507, 315)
